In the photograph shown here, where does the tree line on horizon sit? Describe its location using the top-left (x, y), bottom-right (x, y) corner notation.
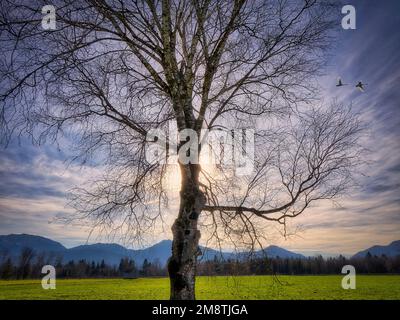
top-left (0, 248), bottom-right (399, 280)
top-left (197, 252), bottom-right (400, 276)
top-left (0, 248), bottom-right (166, 280)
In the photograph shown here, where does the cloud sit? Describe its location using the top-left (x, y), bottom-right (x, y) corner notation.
top-left (0, 137), bottom-right (104, 247)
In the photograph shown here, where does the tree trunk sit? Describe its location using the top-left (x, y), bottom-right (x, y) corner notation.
top-left (167, 163), bottom-right (205, 300)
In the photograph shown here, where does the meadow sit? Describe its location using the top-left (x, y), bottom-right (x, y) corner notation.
top-left (0, 275), bottom-right (399, 300)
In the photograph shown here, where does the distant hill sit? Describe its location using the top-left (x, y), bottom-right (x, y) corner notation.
top-left (0, 234), bottom-right (306, 266)
top-left (200, 245), bottom-right (305, 261)
top-left (259, 245), bottom-right (305, 259)
top-left (352, 240), bottom-right (400, 258)
top-left (0, 234), bottom-right (65, 259)
top-left (64, 243), bottom-right (132, 266)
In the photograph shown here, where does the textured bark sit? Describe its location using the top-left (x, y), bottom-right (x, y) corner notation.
top-left (168, 164), bottom-right (205, 300)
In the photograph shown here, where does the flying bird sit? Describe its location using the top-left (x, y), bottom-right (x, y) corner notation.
top-left (355, 81), bottom-right (367, 92)
top-left (336, 77), bottom-right (349, 87)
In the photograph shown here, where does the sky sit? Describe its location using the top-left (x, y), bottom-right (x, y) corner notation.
top-left (0, 0), bottom-right (399, 256)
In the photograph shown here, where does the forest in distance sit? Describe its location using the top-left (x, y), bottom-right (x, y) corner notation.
top-left (1, 247), bottom-right (399, 280)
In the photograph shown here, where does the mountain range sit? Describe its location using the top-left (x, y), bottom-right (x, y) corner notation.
top-left (1, 234), bottom-right (399, 266)
top-left (352, 240), bottom-right (400, 259)
top-left (0, 234), bottom-right (304, 266)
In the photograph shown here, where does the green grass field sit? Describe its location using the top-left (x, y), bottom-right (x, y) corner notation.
top-left (0, 275), bottom-right (399, 300)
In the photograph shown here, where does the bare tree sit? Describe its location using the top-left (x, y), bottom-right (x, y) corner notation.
top-left (0, 0), bottom-right (362, 299)
top-left (18, 247), bottom-right (35, 279)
